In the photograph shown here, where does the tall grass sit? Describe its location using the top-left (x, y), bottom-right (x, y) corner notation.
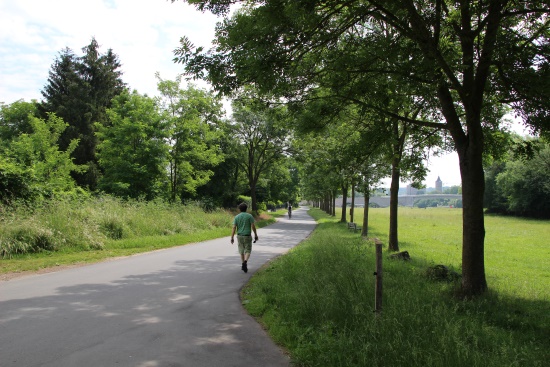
top-left (0, 196), bottom-right (274, 273)
top-left (242, 207), bottom-right (549, 367)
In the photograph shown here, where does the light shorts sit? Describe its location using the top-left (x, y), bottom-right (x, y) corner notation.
top-left (237, 235), bottom-right (253, 254)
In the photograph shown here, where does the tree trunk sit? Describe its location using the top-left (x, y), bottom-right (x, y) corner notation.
top-left (388, 159), bottom-right (400, 252)
top-left (250, 184), bottom-right (258, 212)
top-left (340, 182), bottom-right (348, 222)
top-left (350, 182), bottom-right (355, 223)
top-left (458, 144), bottom-right (488, 295)
top-left (438, 79), bottom-right (489, 296)
top-left (362, 193), bottom-right (370, 237)
top-left (332, 190), bottom-right (337, 217)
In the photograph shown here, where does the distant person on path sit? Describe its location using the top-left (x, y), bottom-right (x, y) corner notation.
top-left (230, 203), bottom-right (258, 273)
top-left (288, 203), bottom-right (292, 219)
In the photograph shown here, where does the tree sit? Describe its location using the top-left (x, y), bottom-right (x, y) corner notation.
top-left (290, 84), bottom-right (438, 250)
top-left (444, 186), bottom-right (462, 195)
top-left (195, 120), bottom-right (249, 208)
top-left (40, 38), bottom-right (126, 190)
top-left (157, 76), bottom-right (225, 203)
top-left (231, 96), bottom-right (291, 212)
top-left (174, 0), bottom-right (550, 296)
top-left (0, 113), bottom-right (83, 204)
top-left (259, 158), bottom-right (299, 208)
top-left (492, 139), bottom-right (550, 218)
top-left (294, 134), bottom-right (341, 215)
top-left (357, 152), bottom-right (390, 238)
top-left (95, 90), bottom-right (168, 200)
top-left (0, 100), bottom-right (38, 141)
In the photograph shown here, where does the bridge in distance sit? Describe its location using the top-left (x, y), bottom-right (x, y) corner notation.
top-left (335, 194), bottom-right (462, 208)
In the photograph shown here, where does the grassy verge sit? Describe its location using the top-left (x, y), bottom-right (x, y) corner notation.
top-left (242, 207), bottom-right (549, 367)
top-left (0, 197), bottom-right (276, 275)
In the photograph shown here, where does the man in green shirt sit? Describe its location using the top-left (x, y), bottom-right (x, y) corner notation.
top-left (230, 202), bottom-right (259, 273)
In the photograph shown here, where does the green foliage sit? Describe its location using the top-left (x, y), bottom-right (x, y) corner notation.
top-left (0, 113), bottom-right (83, 204)
top-left (157, 76), bottom-right (225, 203)
top-left (443, 185), bottom-right (461, 195)
top-left (96, 90), bottom-right (169, 200)
top-left (195, 119), bottom-right (249, 208)
top-left (252, 158), bottom-right (301, 208)
top-left (0, 99), bottom-right (38, 141)
top-left (237, 195), bottom-right (252, 208)
top-left (496, 145), bottom-right (550, 218)
top-left (197, 197), bottom-right (218, 212)
top-left (0, 156), bottom-right (35, 203)
top-left (175, 0), bottom-right (550, 295)
top-left (231, 94), bottom-right (292, 211)
top-left (99, 214), bottom-right (127, 240)
top-left (485, 139), bottom-right (550, 218)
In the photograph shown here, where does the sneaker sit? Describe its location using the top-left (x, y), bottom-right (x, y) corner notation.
top-left (242, 261), bottom-right (248, 273)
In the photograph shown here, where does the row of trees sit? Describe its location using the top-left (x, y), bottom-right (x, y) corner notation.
top-left (0, 39), bottom-right (300, 210)
top-left (173, 0), bottom-right (550, 296)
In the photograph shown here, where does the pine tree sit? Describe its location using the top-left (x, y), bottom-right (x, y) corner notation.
top-left (39, 38), bottom-right (126, 190)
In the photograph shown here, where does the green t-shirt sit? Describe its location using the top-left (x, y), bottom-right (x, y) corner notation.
top-left (233, 212), bottom-right (255, 236)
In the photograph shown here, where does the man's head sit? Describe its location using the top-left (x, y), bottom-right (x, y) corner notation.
top-left (238, 203), bottom-right (248, 212)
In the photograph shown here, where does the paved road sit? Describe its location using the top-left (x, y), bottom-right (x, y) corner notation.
top-left (0, 207), bottom-right (316, 367)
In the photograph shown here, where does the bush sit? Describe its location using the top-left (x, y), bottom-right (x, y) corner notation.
top-left (99, 216), bottom-right (126, 240)
top-left (0, 222), bottom-right (58, 257)
top-left (199, 197), bottom-right (219, 212)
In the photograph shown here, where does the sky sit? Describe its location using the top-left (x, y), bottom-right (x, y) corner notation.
top-left (0, 0), bottom-right (529, 189)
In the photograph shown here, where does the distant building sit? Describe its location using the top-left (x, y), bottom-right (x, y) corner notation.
top-left (435, 176), bottom-right (443, 192)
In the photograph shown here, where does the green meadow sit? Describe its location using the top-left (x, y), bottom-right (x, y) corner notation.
top-left (242, 207), bottom-right (549, 367)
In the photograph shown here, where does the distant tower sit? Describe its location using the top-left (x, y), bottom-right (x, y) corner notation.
top-left (435, 176), bottom-right (443, 192)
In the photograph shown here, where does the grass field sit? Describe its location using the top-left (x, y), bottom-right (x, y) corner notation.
top-left (362, 207), bottom-right (549, 300)
top-left (242, 207), bottom-right (549, 367)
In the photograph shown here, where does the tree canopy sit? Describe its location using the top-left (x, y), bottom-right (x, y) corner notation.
top-left (174, 0), bottom-right (550, 296)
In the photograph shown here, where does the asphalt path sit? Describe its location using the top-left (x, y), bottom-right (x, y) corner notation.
top-left (0, 207), bottom-right (316, 367)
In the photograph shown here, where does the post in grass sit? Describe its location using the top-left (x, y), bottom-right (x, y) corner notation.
top-left (374, 239), bottom-right (383, 314)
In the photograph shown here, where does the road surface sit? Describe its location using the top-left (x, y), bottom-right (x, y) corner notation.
top-left (0, 207), bottom-right (316, 367)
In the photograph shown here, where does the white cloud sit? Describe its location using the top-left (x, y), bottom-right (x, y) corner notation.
top-left (0, 0), bottom-right (220, 104)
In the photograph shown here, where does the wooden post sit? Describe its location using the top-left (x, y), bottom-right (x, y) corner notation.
top-left (374, 241), bottom-right (383, 313)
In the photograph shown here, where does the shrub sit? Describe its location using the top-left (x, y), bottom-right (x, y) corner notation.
top-left (0, 222), bottom-right (58, 257)
top-left (100, 217), bottom-right (126, 240)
